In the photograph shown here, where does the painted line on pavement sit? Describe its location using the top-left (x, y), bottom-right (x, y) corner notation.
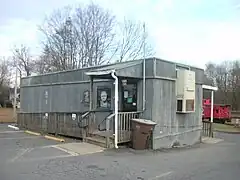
top-left (9, 148), bottom-right (33, 162)
top-left (148, 171), bottom-right (173, 180)
top-left (17, 154), bottom-right (74, 163)
top-left (0, 130), bottom-right (24, 134)
top-left (0, 136), bottom-right (40, 140)
top-left (53, 145), bottom-right (79, 156)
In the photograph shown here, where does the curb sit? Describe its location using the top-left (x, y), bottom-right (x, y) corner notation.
top-left (201, 137), bottom-right (224, 144)
top-left (7, 125), bottom-right (19, 131)
top-left (214, 130), bottom-right (240, 134)
top-left (24, 130), bottom-right (41, 136)
top-left (44, 135), bottom-right (65, 142)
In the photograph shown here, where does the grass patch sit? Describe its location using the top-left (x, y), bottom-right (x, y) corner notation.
top-left (214, 123), bottom-right (240, 133)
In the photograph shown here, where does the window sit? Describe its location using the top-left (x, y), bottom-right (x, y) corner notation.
top-left (177, 100), bottom-right (183, 111)
top-left (186, 99), bottom-right (194, 111)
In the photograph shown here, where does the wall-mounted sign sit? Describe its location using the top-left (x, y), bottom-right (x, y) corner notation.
top-left (122, 79), bottom-right (127, 86)
top-left (44, 91), bottom-right (48, 98)
top-left (124, 90), bottom-right (129, 98)
top-left (127, 97), bottom-right (133, 103)
top-left (44, 90), bottom-right (48, 105)
top-left (72, 113), bottom-right (76, 121)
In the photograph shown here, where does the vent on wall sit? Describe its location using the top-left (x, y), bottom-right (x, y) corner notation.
top-left (176, 69), bottom-right (195, 113)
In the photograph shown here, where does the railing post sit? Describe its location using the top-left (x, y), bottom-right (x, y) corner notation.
top-left (210, 90), bottom-right (214, 137)
top-left (106, 117), bottom-right (110, 131)
top-left (89, 76), bottom-right (93, 111)
top-left (55, 113), bottom-right (58, 136)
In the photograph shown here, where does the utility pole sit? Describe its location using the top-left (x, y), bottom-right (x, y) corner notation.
top-left (13, 66), bottom-right (18, 118)
top-left (142, 22), bottom-right (146, 111)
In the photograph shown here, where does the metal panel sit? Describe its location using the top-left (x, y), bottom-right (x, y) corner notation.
top-left (21, 80), bottom-right (114, 113)
top-left (116, 63), bottom-right (142, 78)
top-left (145, 58), bottom-right (154, 77)
top-left (21, 60), bottom-right (144, 87)
top-left (190, 67), bottom-right (204, 84)
top-left (151, 78), bottom-right (203, 149)
top-left (155, 60), bottom-right (176, 78)
top-left (154, 59), bottom-right (204, 84)
top-left (140, 79), bottom-right (154, 120)
top-left (151, 79), bottom-right (176, 145)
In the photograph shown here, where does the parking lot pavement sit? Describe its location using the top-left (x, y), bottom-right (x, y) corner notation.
top-left (1, 124), bottom-right (240, 180)
top-left (0, 125), bottom-right (71, 163)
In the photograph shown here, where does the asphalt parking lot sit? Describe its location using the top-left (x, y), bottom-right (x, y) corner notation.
top-left (1, 124), bottom-right (240, 180)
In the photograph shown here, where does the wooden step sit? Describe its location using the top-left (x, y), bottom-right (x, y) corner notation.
top-left (91, 130), bottom-right (114, 138)
top-left (85, 137), bottom-right (106, 148)
top-left (85, 130), bottom-right (115, 148)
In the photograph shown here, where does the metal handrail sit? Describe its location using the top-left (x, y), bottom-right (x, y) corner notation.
top-left (77, 111), bottom-right (93, 128)
top-left (97, 112), bottom-right (114, 131)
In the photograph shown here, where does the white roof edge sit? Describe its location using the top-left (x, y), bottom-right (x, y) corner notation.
top-left (85, 70), bottom-right (114, 76)
top-left (202, 85), bottom-right (218, 91)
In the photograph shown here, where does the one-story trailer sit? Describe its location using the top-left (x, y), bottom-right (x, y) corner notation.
top-left (17, 57), bottom-right (204, 149)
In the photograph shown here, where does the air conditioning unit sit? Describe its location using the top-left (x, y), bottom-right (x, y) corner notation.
top-left (176, 69), bottom-right (195, 113)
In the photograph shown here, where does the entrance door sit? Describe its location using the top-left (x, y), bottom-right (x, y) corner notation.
top-left (122, 83), bottom-right (137, 112)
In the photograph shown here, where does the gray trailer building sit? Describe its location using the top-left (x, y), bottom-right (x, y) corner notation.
top-left (18, 57), bottom-right (204, 149)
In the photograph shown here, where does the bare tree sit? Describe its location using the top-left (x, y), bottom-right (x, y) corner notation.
top-left (0, 58), bottom-right (11, 86)
top-left (0, 58), bottom-right (11, 107)
top-left (39, 6), bottom-right (78, 71)
top-left (39, 2), bottom-right (155, 71)
top-left (74, 3), bottom-right (116, 67)
top-left (34, 53), bottom-right (54, 74)
top-left (115, 18), bottom-right (154, 62)
top-left (205, 60), bottom-right (240, 110)
top-left (39, 3), bottom-right (116, 70)
top-left (12, 45), bottom-right (35, 77)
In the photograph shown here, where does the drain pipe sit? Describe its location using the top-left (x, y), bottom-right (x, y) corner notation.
top-left (111, 70), bottom-right (119, 149)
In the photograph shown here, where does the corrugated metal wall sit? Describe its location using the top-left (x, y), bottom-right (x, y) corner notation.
top-left (20, 60), bottom-right (147, 114)
top-left (151, 81), bottom-right (203, 149)
top-left (21, 80), bottom-right (114, 113)
top-left (143, 58), bottom-right (204, 149)
top-left (151, 79), bottom-right (203, 149)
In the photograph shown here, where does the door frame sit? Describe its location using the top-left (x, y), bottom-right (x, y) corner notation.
top-left (120, 79), bottom-right (138, 112)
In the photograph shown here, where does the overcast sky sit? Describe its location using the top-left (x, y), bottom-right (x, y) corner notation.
top-left (0, 0), bottom-right (240, 68)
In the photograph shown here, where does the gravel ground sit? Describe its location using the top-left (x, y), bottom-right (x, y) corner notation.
top-left (1, 124), bottom-right (239, 180)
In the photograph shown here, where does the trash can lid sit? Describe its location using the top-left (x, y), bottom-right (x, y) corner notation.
top-left (131, 118), bottom-right (157, 125)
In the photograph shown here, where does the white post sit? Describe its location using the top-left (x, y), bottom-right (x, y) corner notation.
top-left (111, 71), bottom-right (119, 149)
top-left (210, 90), bottom-right (214, 123)
top-left (210, 90), bottom-right (214, 137)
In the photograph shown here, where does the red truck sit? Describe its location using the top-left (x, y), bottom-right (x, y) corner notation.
top-left (202, 99), bottom-right (231, 124)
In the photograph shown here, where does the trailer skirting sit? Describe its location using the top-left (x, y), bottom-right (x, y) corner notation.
top-left (17, 112), bottom-right (86, 138)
